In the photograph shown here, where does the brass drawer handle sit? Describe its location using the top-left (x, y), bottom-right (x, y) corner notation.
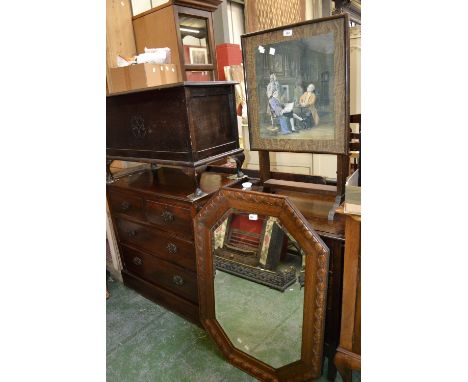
top-left (161, 210), bottom-right (174, 223)
top-left (120, 201), bottom-right (131, 211)
top-left (132, 256), bottom-right (142, 266)
top-left (166, 242), bottom-right (177, 254)
top-left (172, 275), bottom-right (184, 286)
top-left (127, 230), bottom-right (137, 238)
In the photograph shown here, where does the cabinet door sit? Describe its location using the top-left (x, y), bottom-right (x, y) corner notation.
top-left (175, 5), bottom-right (218, 81)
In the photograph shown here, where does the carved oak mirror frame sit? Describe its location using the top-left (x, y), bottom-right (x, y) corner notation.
top-left (194, 188), bottom-right (329, 381)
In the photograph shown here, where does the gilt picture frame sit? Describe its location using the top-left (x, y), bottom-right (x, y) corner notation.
top-left (241, 14), bottom-right (349, 154)
top-left (189, 46), bottom-right (208, 65)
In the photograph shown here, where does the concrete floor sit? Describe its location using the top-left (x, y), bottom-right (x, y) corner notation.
top-left (107, 276), bottom-right (360, 382)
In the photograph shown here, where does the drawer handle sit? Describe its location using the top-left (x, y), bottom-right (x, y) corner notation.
top-left (120, 201), bottom-right (131, 211)
top-left (127, 230), bottom-right (137, 238)
top-left (166, 242), bottom-right (177, 254)
top-left (161, 210), bottom-right (174, 223)
top-left (172, 275), bottom-right (184, 286)
top-left (132, 256), bottom-right (142, 266)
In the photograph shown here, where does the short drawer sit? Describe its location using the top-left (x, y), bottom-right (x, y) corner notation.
top-left (122, 246), bottom-right (198, 304)
top-left (108, 191), bottom-right (144, 220)
top-left (115, 218), bottom-right (196, 271)
top-left (144, 199), bottom-right (193, 237)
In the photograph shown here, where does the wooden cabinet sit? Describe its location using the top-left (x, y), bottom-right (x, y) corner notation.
top-left (107, 167), bottom-right (242, 325)
top-left (106, 82), bottom-right (245, 195)
top-left (334, 210), bottom-right (361, 381)
top-left (106, 82), bottom-right (242, 166)
top-left (132, 0), bottom-right (221, 81)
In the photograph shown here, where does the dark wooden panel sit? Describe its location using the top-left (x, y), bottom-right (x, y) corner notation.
top-left (107, 82), bottom-right (241, 166)
top-left (115, 218), bottom-right (196, 271)
top-left (121, 245), bottom-right (198, 303)
top-left (107, 85), bottom-right (192, 161)
top-left (187, 86), bottom-right (239, 162)
top-left (122, 270), bottom-right (201, 326)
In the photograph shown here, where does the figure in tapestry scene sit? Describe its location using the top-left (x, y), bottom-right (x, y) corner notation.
top-left (268, 90), bottom-right (303, 135)
top-left (299, 84), bottom-right (320, 128)
top-left (266, 73), bottom-right (280, 98)
top-left (255, 31), bottom-right (335, 140)
top-left (266, 73), bottom-right (282, 114)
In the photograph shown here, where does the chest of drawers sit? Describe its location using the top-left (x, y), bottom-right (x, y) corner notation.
top-left (107, 167), bottom-right (241, 325)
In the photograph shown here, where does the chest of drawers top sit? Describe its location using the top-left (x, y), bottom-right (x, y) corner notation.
top-left (108, 166), bottom-right (236, 200)
top-left (107, 167), bottom-right (241, 235)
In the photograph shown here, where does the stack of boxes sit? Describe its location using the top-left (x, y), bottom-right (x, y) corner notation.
top-left (109, 63), bottom-right (179, 93)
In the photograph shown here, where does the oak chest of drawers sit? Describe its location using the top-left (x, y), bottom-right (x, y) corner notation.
top-left (107, 167), bottom-right (241, 325)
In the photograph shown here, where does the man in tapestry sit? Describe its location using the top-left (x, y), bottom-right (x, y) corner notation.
top-left (299, 84), bottom-right (320, 128)
top-left (266, 73), bottom-right (280, 98)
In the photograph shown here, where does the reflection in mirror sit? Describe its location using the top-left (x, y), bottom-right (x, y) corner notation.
top-left (179, 15), bottom-right (211, 65)
top-left (212, 210), bottom-right (305, 368)
top-left (186, 70), bottom-right (214, 81)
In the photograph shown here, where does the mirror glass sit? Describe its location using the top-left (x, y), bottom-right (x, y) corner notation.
top-left (211, 210), bottom-right (305, 368)
top-left (179, 15), bottom-right (212, 65)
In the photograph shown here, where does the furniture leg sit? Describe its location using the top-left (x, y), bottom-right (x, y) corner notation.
top-left (106, 159), bottom-right (114, 183)
top-left (232, 151), bottom-right (245, 178)
top-left (324, 238), bottom-right (344, 381)
top-left (336, 364), bottom-right (352, 382)
top-left (328, 194), bottom-right (344, 221)
top-left (258, 151), bottom-right (271, 183)
top-left (151, 163), bottom-right (160, 183)
top-left (327, 356), bottom-right (338, 381)
top-left (183, 165), bottom-right (208, 200)
top-left (336, 154), bottom-right (349, 197)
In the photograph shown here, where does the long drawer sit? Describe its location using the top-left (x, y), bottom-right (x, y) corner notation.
top-left (115, 218), bottom-right (196, 271)
top-left (122, 271), bottom-right (200, 326)
top-left (121, 245), bottom-right (198, 304)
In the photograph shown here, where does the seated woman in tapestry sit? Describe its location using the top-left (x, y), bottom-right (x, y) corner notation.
top-left (269, 90), bottom-right (301, 135)
top-left (299, 84), bottom-right (320, 129)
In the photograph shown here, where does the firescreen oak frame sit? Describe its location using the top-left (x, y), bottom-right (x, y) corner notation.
top-left (242, 14), bottom-right (350, 154)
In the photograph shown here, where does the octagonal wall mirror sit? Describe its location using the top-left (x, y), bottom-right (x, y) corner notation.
top-left (194, 188), bottom-right (329, 381)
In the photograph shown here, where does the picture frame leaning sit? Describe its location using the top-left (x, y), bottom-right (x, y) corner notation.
top-left (189, 46), bottom-right (209, 65)
top-left (241, 14), bottom-right (349, 154)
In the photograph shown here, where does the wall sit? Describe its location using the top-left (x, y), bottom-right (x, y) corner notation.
top-left (244, 0), bottom-right (305, 34)
top-left (107, 0), bottom-right (139, 169)
top-left (131, 0), bottom-right (169, 16)
top-left (106, 0), bottom-right (137, 73)
top-left (228, 1), bottom-right (245, 45)
top-left (213, 1), bottom-right (245, 46)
